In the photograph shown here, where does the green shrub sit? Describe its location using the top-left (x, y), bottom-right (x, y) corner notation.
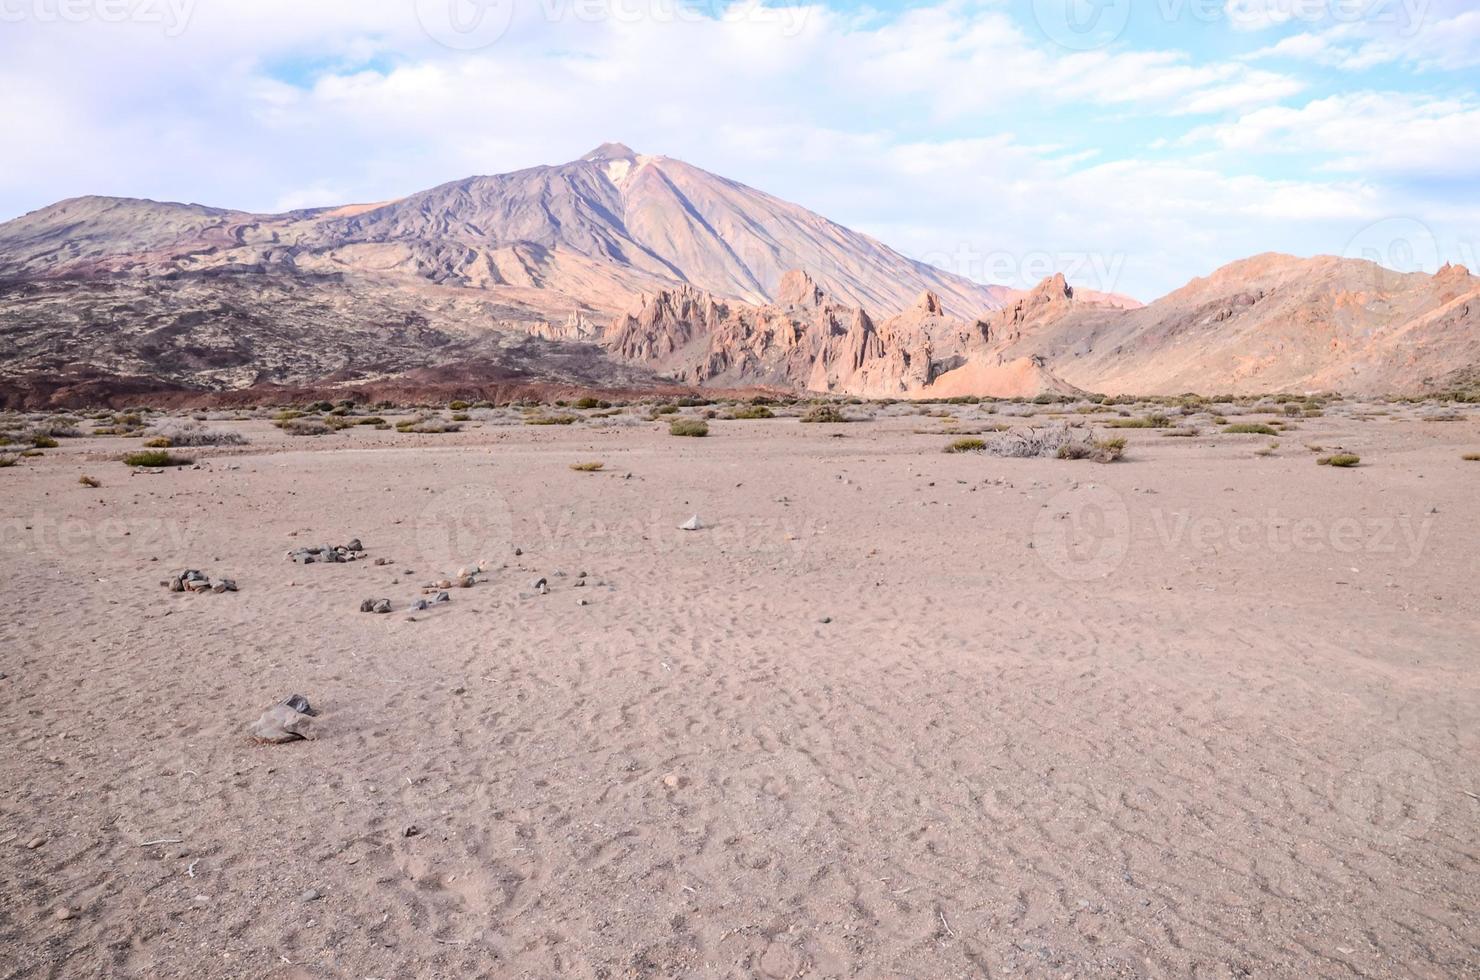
top-left (1225, 423), bottom-right (1279, 436)
top-left (0, 455), bottom-right (17, 468)
top-left (29, 434), bottom-right (59, 449)
top-left (944, 437), bottom-right (987, 453)
top-left (730, 405), bottom-right (774, 420)
top-left (669, 418), bottom-right (709, 437)
top-left (449, 400), bottom-right (470, 411)
top-left (1317, 454), bottom-right (1361, 467)
top-left (123, 450), bottom-right (192, 467)
top-left (79, 475), bottom-right (100, 487)
top-left (654, 404), bottom-right (680, 415)
top-left (143, 436), bottom-right (172, 448)
top-left (1105, 413), bottom-right (1171, 429)
top-left (569, 461), bottom-right (605, 472)
top-left (800, 405), bottom-right (849, 423)
top-left (526, 414), bottom-right (577, 426)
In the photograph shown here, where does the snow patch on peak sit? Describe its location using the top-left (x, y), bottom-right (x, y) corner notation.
top-left (606, 159), bottom-right (632, 185)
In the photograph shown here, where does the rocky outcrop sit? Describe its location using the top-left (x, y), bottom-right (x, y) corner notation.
top-left (602, 272), bottom-right (1079, 398)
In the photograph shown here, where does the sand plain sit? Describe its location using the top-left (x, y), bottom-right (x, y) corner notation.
top-left (1, 402), bottom-right (1477, 978)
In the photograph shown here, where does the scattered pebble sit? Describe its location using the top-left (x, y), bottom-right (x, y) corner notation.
top-left (52, 906), bottom-right (74, 922)
top-left (301, 889), bottom-right (322, 902)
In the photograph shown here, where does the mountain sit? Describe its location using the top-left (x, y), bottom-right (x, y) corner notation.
top-left (1, 145), bottom-right (1477, 405)
top-left (0, 143), bottom-right (1011, 318)
top-left (976, 255), bottom-right (1480, 395)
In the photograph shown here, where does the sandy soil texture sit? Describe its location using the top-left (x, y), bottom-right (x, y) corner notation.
top-left (2, 406), bottom-right (1478, 978)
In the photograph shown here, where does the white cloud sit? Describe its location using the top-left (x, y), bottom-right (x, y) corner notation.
top-left (1185, 91), bottom-right (1480, 179)
top-left (0, 0), bottom-right (1472, 298)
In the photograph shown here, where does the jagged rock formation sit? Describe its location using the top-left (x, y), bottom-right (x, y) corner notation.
top-left (602, 271), bottom-right (1079, 398)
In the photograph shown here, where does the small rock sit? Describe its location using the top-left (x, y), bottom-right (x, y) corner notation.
top-left (281, 694), bottom-right (316, 716)
top-left (662, 772), bottom-right (686, 789)
top-left (346, 539), bottom-right (362, 552)
top-left (251, 704), bottom-right (313, 743)
top-left (819, 616), bottom-right (832, 624)
top-left (403, 825), bottom-right (421, 838)
top-left (301, 889), bottom-right (322, 902)
top-left (577, 598), bottom-right (589, 606)
top-left (457, 576), bottom-right (474, 588)
top-left (679, 515), bottom-right (702, 531)
top-left (533, 577), bottom-right (548, 594)
top-left (372, 599), bottom-right (392, 614)
top-left (433, 591), bottom-right (450, 604)
top-left (25, 837), bottom-right (45, 849)
top-left (53, 906), bottom-right (74, 921)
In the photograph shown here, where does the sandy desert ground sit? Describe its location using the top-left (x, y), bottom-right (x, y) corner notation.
top-left (1, 400), bottom-right (1478, 978)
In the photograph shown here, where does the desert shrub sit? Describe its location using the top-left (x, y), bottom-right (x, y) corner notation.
top-left (573, 397), bottom-right (610, 410)
top-left (1057, 436), bottom-right (1126, 462)
top-left (526, 415), bottom-right (577, 426)
top-left (730, 405), bottom-right (775, 420)
top-left (675, 396), bottom-right (712, 407)
top-left (450, 413), bottom-right (471, 422)
top-left (123, 450), bottom-right (192, 467)
top-left (1317, 454), bottom-right (1361, 467)
top-left (355, 416), bottom-right (387, 426)
top-left (407, 420), bottom-right (462, 433)
top-left (1161, 427), bottom-right (1199, 437)
top-left (800, 405), bottom-right (849, 423)
top-left (1105, 413), bottom-right (1171, 429)
top-left (653, 404), bottom-right (680, 415)
top-left (280, 419), bottom-right (332, 437)
top-left (79, 475), bottom-right (100, 487)
top-left (986, 424), bottom-right (1121, 461)
top-left (669, 418), bottom-right (709, 437)
top-left (944, 437), bottom-right (987, 453)
top-left (0, 455), bottom-right (17, 468)
top-left (144, 437), bottom-right (172, 448)
top-left (30, 420), bottom-right (81, 439)
top-left (1225, 423), bottom-right (1279, 436)
top-left (449, 400), bottom-right (470, 411)
top-left (569, 461), bottom-right (605, 472)
top-left (29, 434), bottom-right (60, 449)
top-left (143, 420), bottom-right (247, 447)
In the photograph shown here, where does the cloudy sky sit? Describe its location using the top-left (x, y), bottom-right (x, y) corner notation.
top-left (1, 0), bottom-right (1476, 299)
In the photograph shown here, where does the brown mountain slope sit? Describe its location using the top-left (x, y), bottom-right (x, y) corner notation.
top-left (985, 255), bottom-right (1480, 395)
top-left (0, 144), bottom-right (1011, 319)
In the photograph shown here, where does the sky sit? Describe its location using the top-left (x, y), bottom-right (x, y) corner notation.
top-left (0, 0), bottom-right (1477, 300)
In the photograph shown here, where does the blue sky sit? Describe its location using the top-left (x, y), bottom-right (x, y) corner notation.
top-left (1, 0), bottom-right (1476, 299)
